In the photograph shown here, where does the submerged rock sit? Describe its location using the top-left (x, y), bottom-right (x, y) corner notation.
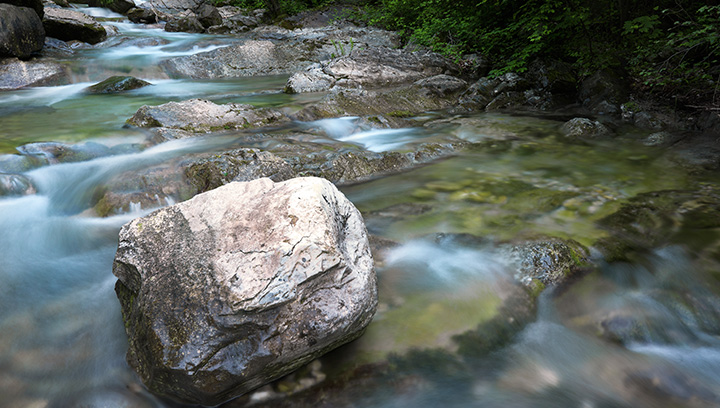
top-left (501, 236), bottom-right (590, 288)
top-left (0, 3), bottom-right (45, 59)
top-left (113, 177), bottom-right (377, 405)
top-left (0, 172), bottom-right (36, 196)
top-left (42, 7), bottom-right (107, 44)
top-left (16, 141), bottom-right (111, 164)
top-left (126, 99), bottom-right (288, 132)
top-left (595, 186), bottom-right (720, 261)
top-left (559, 117), bottom-right (613, 140)
top-left (85, 76), bottom-right (152, 94)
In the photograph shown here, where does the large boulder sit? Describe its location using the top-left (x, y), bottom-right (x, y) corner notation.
top-left (193, 3), bottom-right (221, 28)
top-left (161, 38), bottom-right (323, 78)
top-left (0, 172), bottom-right (36, 196)
top-left (126, 98), bottom-right (288, 132)
top-left (112, 177), bottom-right (378, 405)
top-left (0, 3), bottom-right (45, 59)
top-left (126, 7), bottom-right (157, 24)
top-left (0, 57), bottom-right (69, 89)
top-left (42, 7), bottom-right (107, 44)
top-left (160, 25), bottom-right (402, 79)
top-left (500, 236), bottom-right (590, 290)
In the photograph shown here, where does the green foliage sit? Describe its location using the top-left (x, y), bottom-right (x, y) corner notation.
top-left (624, 4), bottom-right (720, 97)
top-left (350, 0), bottom-right (719, 103)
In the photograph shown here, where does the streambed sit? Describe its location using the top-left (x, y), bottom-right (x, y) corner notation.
top-left (1, 8), bottom-right (720, 408)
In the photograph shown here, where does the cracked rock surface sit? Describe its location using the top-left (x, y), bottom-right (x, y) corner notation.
top-left (112, 177), bottom-right (377, 405)
top-left (126, 98), bottom-right (289, 132)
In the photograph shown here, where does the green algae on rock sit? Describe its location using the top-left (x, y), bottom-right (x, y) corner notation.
top-left (85, 76), bottom-right (152, 94)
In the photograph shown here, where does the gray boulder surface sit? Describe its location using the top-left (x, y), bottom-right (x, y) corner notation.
top-left (42, 7), bottom-right (107, 44)
top-left (194, 3), bottom-right (221, 28)
top-left (126, 98), bottom-right (288, 131)
top-left (112, 177), bottom-right (378, 405)
top-left (0, 3), bottom-right (45, 59)
top-left (0, 57), bottom-right (68, 89)
top-left (160, 25), bottom-right (402, 78)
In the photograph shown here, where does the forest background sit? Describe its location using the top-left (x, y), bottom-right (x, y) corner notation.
top-left (217, 0), bottom-right (720, 108)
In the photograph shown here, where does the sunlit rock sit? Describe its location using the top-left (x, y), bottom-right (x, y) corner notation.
top-left (113, 177), bottom-right (377, 405)
top-left (160, 25), bottom-right (403, 79)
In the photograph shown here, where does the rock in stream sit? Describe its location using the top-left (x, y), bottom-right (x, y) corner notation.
top-left (113, 177), bottom-right (378, 405)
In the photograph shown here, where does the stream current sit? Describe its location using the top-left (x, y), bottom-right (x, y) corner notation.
top-left (1, 8), bottom-right (720, 408)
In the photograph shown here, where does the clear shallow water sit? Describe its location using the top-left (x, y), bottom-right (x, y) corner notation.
top-left (1, 12), bottom-right (720, 408)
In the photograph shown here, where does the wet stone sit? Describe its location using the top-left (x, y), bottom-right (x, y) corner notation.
top-left (0, 173), bottom-right (36, 196)
top-left (85, 76), bottom-right (152, 94)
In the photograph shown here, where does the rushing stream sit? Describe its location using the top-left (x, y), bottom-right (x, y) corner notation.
top-left (2, 8), bottom-right (720, 408)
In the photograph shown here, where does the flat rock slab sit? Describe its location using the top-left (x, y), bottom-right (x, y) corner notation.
top-left (112, 177), bottom-right (377, 405)
top-left (126, 98), bottom-right (288, 132)
top-left (285, 48), bottom-right (458, 93)
top-left (0, 57), bottom-right (68, 90)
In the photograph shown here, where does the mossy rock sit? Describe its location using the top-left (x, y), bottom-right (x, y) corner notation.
top-left (501, 235), bottom-right (591, 287)
top-left (85, 76), bottom-right (151, 94)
